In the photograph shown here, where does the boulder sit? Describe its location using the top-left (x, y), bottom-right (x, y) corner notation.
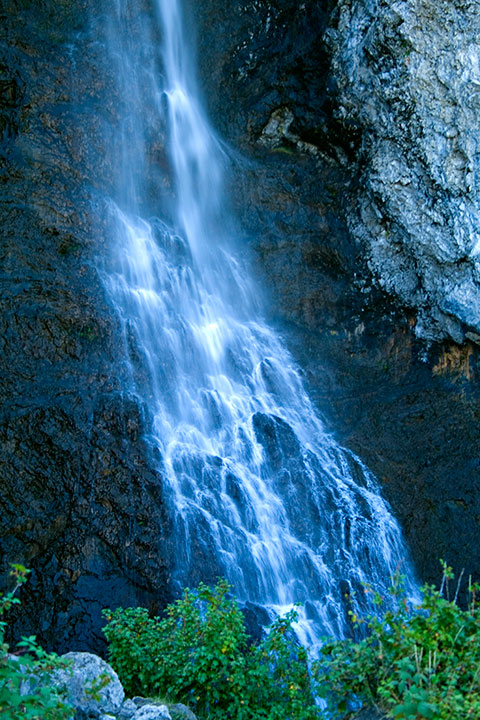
top-left (52, 652), bottom-right (124, 718)
top-left (118, 699), bottom-right (139, 719)
top-left (134, 705), bottom-right (171, 720)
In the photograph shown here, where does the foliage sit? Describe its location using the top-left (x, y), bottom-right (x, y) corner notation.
top-left (0, 565), bottom-right (72, 720)
top-left (315, 562), bottom-right (480, 719)
top-left (103, 578), bottom-right (319, 720)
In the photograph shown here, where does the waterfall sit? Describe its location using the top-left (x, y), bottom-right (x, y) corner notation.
top-left (99, 0), bottom-right (416, 647)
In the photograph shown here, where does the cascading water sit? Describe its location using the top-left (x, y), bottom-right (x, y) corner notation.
top-left (99, 0), bottom-right (416, 646)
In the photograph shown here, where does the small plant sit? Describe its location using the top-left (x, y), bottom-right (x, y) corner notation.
top-left (315, 562), bottom-right (480, 719)
top-left (0, 565), bottom-right (72, 720)
top-left (272, 145), bottom-right (295, 156)
top-left (103, 578), bottom-right (319, 720)
top-left (78, 326), bottom-right (96, 341)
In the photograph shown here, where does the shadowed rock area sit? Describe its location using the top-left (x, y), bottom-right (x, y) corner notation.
top-left (0, 0), bottom-right (173, 652)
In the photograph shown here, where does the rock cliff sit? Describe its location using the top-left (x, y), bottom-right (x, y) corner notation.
top-left (1, 0), bottom-right (480, 653)
top-left (190, 0), bottom-right (480, 590)
top-left (329, 0), bottom-right (480, 344)
top-left (0, 0), bottom-right (173, 652)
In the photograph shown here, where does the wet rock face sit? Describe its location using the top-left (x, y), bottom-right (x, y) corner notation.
top-left (1, 0), bottom-right (480, 653)
top-left (0, 0), bottom-right (172, 652)
top-left (190, 0), bottom-right (480, 588)
top-left (189, 0), bottom-right (337, 153)
top-left (193, 0), bottom-right (480, 345)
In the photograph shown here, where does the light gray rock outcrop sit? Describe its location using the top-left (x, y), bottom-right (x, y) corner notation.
top-left (134, 705), bottom-right (171, 720)
top-left (328, 0), bottom-right (480, 342)
top-left (118, 699), bottom-right (138, 719)
top-left (53, 651), bottom-right (125, 718)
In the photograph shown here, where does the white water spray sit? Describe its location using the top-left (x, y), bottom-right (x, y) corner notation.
top-left (100, 0), bottom-right (416, 647)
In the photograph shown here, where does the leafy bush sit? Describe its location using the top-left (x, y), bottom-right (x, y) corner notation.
top-left (103, 578), bottom-right (319, 720)
top-left (0, 565), bottom-right (72, 720)
top-left (315, 563), bottom-right (480, 719)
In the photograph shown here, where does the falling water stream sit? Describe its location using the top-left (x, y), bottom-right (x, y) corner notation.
top-left (100, 0), bottom-right (416, 647)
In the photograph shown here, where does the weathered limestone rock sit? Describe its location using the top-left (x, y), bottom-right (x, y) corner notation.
top-left (118, 699), bottom-right (138, 719)
top-left (53, 652), bottom-right (124, 717)
top-left (328, 0), bottom-right (480, 342)
top-left (134, 706), bottom-right (171, 720)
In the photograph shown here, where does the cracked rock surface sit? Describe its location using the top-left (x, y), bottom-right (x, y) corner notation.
top-left (0, 0), bottom-right (173, 653)
top-left (329, 0), bottom-right (480, 342)
top-left (191, 0), bottom-right (480, 589)
top-left (1, 0), bottom-right (480, 653)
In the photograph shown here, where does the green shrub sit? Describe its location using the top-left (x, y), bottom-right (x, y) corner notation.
top-left (315, 563), bottom-right (480, 719)
top-left (103, 578), bottom-right (319, 720)
top-left (0, 565), bottom-right (72, 720)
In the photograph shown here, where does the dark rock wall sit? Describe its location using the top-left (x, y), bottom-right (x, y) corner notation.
top-left (0, 0), bottom-right (172, 653)
top-left (1, 0), bottom-right (480, 653)
top-left (189, 0), bottom-right (480, 590)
